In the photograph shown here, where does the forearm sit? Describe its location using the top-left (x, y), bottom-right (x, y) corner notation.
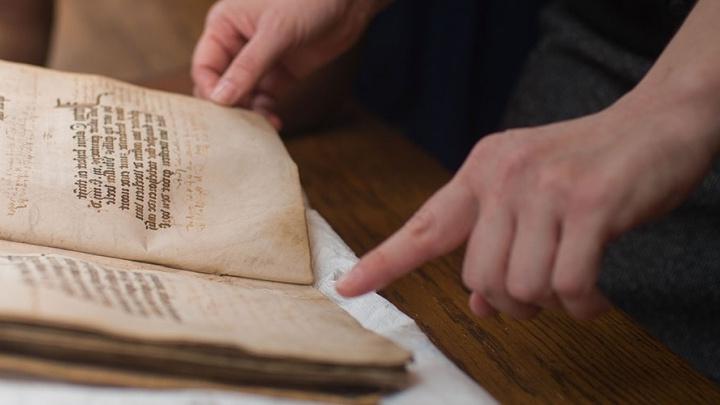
top-left (629, 0), bottom-right (720, 155)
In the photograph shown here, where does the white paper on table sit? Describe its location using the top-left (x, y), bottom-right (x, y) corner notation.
top-left (0, 209), bottom-right (496, 405)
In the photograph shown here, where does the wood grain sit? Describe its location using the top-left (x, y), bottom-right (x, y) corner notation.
top-left (286, 116), bottom-right (720, 404)
top-left (48, 1), bottom-right (720, 402)
top-left (142, 69), bottom-right (720, 404)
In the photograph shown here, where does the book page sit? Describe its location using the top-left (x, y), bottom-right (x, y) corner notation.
top-left (0, 240), bottom-right (409, 368)
top-left (0, 60), bottom-right (311, 284)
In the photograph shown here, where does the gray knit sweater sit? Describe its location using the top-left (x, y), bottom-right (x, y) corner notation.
top-left (503, 0), bottom-right (720, 383)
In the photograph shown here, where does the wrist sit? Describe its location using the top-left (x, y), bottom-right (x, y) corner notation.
top-left (622, 74), bottom-right (720, 158)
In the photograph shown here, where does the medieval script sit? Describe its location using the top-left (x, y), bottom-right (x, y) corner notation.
top-left (0, 239), bottom-right (407, 367)
top-left (0, 61), bottom-right (311, 284)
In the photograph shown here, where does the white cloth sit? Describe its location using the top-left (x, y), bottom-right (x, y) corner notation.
top-left (0, 210), bottom-right (495, 404)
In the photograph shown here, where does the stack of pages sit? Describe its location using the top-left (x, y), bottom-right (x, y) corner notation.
top-left (0, 61), bottom-right (410, 400)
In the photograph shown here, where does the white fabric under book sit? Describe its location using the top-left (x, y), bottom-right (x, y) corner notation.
top-left (0, 209), bottom-right (495, 405)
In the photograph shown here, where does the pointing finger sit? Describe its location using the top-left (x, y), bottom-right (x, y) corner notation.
top-left (336, 179), bottom-right (477, 297)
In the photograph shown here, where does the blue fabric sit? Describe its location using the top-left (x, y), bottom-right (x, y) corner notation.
top-left (355, 0), bottom-right (545, 170)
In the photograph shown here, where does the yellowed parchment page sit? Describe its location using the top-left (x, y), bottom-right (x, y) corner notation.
top-left (0, 239), bottom-right (410, 367)
top-left (0, 60), bottom-right (311, 284)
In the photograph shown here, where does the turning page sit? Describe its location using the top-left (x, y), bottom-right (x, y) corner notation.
top-left (0, 61), bottom-right (311, 284)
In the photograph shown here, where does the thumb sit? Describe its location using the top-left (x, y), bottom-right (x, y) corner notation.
top-left (210, 17), bottom-right (293, 106)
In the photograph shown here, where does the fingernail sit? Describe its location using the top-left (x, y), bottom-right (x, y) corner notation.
top-left (210, 79), bottom-right (235, 105)
top-left (336, 266), bottom-right (364, 296)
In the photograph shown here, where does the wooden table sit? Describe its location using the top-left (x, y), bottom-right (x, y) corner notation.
top-left (144, 71), bottom-right (720, 404)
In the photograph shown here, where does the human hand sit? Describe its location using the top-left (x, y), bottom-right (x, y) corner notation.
top-left (336, 92), bottom-right (720, 319)
top-left (192, 0), bottom-right (382, 129)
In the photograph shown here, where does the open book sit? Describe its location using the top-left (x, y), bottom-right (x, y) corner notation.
top-left (0, 60), bottom-right (410, 398)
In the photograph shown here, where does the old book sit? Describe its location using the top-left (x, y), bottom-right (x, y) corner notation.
top-left (0, 60), bottom-right (410, 397)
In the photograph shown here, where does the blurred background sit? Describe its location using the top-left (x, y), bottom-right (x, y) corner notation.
top-left (1, 0), bottom-right (543, 168)
top-left (49, 0), bottom-right (213, 81)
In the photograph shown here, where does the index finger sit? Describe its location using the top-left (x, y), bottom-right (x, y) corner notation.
top-left (208, 19), bottom-right (293, 106)
top-left (191, 28), bottom-right (244, 99)
top-left (336, 179), bottom-right (478, 297)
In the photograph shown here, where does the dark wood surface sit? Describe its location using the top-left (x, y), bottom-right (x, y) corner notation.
top-left (144, 71), bottom-right (720, 404)
top-left (49, 1), bottom-right (720, 401)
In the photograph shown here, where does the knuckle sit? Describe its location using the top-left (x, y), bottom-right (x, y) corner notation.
top-left (461, 268), bottom-right (482, 291)
top-left (464, 132), bottom-right (514, 170)
top-left (567, 175), bottom-right (613, 214)
top-left (190, 61), bottom-right (213, 79)
top-left (363, 249), bottom-right (392, 275)
top-left (229, 54), bottom-right (257, 79)
top-left (464, 132), bottom-right (539, 199)
top-left (404, 208), bottom-right (439, 255)
top-left (235, 13), bottom-right (256, 36)
top-left (221, 67), bottom-right (253, 95)
top-left (467, 135), bottom-right (499, 162)
top-left (485, 155), bottom-right (533, 201)
top-left (477, 271), bottom-right (505, 300)
top-left (190, 64), bottom-right (204, 82)
top-left (461, 263), bottom-right (505, 298)
top-left (205, 3), bottom-right (225, 25)
top-left (499, 143), bottom-right (534, 179)
top-left (507, 278), bottom-right (546, 303)
top-left (536, 165), bottom-right (572, 196)
top-left (261, 8), bottom-right (292, 34)
top-left (552, 273), bottom-right (592, 300)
